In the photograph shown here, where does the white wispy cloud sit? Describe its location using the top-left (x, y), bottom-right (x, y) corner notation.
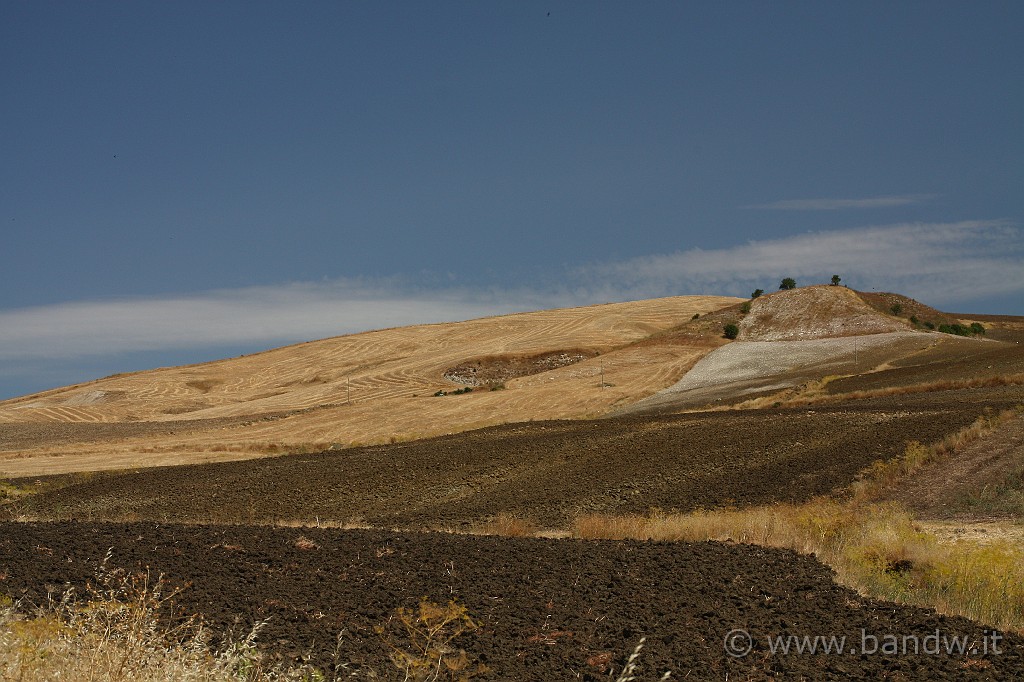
top-left (574, 220), bottom-right (1024, 304)
top-left (744, 194), bottom-right (936, 210)
top-left (0, 221), bottom-right (1020, 368)
top-left (0, 282), bottom-right (575, 361)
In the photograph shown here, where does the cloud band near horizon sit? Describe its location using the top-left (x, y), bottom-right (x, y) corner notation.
top-left (0, 220), bottom-right (1020, 364)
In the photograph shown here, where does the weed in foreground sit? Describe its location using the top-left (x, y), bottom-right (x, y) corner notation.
top-left (375, 598), bottom-right (486, 681)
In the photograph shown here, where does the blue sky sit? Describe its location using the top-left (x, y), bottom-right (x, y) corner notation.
top-left (2, 1), bottom-right (1022, 400)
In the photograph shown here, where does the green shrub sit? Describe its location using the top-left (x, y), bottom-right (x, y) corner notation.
top-left (970, 322), bottom-right (986, 335)
top-left (723, 323), bottom-right (739, 340)
top-left (436, 387), bottom-right (474, 396)
top-left (751, 289), bottom-right (764, 299)
top-left (890, 303), bottom-right (903, 316)
top-left (924, 321), bottom-right (935, 330)
top-left (938, 323), bottom-right (974, 337)
top-left (910, 315), bottom-right (920, 326)
top-left (739, 301), bottom-right (751, 314)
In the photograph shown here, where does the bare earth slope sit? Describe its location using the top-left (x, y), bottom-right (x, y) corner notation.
top-left (614, 280), bottom-right (999, 413)
top-left (0, 295), bottom-right (738, 476)
top-left (615, 331), bottom-right (933, 415)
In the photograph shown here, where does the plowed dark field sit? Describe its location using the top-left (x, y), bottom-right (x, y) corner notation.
top-left (11, 389), bottom-right (1021, 528)
top-left (2, 522), bottom-right (1021, 681)
top-left (826, 339), bottom-right (1024, 395)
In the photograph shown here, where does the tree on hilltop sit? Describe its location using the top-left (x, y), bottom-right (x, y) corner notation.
top-left (831, 275), bottom-right (841, 286)
top-left (779, 278), bottom-right (796, 290)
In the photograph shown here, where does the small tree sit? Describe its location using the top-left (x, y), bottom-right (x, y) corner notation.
top-left (751, 288), bottom-right (764, 299)
top-left (723, 323), bottom-right (739, 340)
top-left (831, 275), bottom-right (841, 286)
top-left (779, 278), bottom-right (796, 290)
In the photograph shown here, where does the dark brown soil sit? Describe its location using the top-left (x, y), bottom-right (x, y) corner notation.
top-left (0, 414), bottom-right (283, 452)
top-left (2, 522), bottom-right (1021, 680)
top-left (10, 390), bottom-right (1021, 528)
top-left (826, 338), bottom-right (1024, 395)
top-left (883, 414), bottom-right (1024, 521)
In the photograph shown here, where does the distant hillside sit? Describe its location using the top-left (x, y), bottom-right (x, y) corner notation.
top-left (0, 295), bottom-right (739, 476)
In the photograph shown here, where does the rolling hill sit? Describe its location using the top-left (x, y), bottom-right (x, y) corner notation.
top-left (0, 294), bottom-right (738, 476)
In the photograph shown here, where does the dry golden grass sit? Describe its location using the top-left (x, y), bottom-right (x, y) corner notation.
top-left (0, 295), bottom-right (738, 477)
top-left (467, 513), bottom-right (538, 537)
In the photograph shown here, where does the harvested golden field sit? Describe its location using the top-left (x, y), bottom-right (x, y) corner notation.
top-left (0, 295), bottom-right (738, 476)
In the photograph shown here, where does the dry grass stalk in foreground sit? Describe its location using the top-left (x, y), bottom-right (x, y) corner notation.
top-left (0, 559), bottom-right (322, 682)
top-left (613, 637), bottom-right (672, 682)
